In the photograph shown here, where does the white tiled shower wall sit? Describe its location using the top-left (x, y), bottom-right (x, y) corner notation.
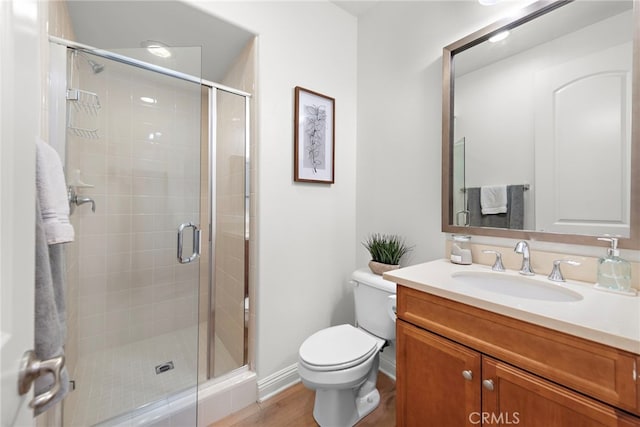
top-left (67, 56), bottom-right (202, 358)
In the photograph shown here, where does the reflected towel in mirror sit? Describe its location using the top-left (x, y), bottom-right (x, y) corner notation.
top-left (468, 185), bottom-right (524, 229)
top-left (481, 185), bottom-right (507, 214)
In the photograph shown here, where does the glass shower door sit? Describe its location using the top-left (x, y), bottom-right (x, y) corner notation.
top-left (62, 47), bottom-right (203, 426)
top-left (210, 89), bottom-right (249, 378)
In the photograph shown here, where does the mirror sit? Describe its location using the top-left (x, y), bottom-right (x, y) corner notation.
top-left (442, 0), bottom-right (639, 249)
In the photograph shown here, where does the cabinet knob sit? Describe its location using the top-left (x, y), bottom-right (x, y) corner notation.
top-left (461, 370), bottom-right (473, 381)
top-left (482, 379), bottom-right (495, 391)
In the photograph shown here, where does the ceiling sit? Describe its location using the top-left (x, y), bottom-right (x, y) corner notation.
top-left (66, 1), bottom-right (255, 83)
top-left (331, 1), bottom-right (380, 17)
top-left (68, 1), bottom-right (631, 81)
top-left (66, 1), bottom-right (378, 82)
top-left (455, 0), bottom-right (633, 76)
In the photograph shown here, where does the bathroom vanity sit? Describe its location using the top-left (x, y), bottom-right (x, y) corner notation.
top-left (384, 260), bottom-right (640, 426)
top-left (416, 0), bottom-right (640, 422)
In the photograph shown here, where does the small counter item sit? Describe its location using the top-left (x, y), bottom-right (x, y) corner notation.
top-left (596, 237), bottom-right (633, 294)
top-left (451, 235), bottom-right (472, 265)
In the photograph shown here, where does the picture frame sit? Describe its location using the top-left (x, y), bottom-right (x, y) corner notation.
top-left (294, 86), bottom-right (335, 183)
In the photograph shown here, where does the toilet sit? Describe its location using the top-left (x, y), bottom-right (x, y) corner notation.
top-left (297, 268), bottom-right (396, 427)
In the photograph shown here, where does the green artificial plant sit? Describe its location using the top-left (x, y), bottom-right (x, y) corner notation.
top-left (362, 233), bottom-right (413, 265)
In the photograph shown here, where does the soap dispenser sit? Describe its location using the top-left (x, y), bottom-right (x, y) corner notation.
top-left (596, 237), bottom-right (632, 293)
top-left (450, 235), bottom-right (473, 265)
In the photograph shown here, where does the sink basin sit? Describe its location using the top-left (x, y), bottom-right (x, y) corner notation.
top-left (450, 271), bottom-right (584, 302)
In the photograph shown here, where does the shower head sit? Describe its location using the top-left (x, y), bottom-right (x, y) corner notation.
top-left (87, 59), bottom-right (104, 74)
top-left (76, 51), bottom-right (105, 74)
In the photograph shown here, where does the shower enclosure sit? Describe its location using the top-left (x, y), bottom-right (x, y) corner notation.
top-left (51, 39), bottom-right (250, 426)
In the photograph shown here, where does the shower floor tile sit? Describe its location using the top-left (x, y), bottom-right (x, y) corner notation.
top-left (64, 325), bottom-right (242, 426)
top-left (63, 326), bottom-right (198, 427)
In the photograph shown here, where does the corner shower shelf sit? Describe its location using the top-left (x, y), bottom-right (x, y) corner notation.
top-left (67, 88), bottom-right (101, 139)
top-left (67, 88), bottom-right (101, 114)
top-left (68, 126), bottom-right (100, 139)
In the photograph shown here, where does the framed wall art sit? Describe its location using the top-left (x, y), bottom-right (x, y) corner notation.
top-left (294, 86), bottom-right (335, 183)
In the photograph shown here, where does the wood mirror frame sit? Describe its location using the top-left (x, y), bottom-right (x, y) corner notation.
top-left (441, 0), bottom-right (639, 249)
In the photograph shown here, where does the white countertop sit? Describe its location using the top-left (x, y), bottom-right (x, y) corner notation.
top-left (384, 259), bottom-right (640, 355)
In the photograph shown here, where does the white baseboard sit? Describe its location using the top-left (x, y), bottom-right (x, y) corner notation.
top-left (379, 351), bottom-right (396, 381)
top-left (257, 363), bottom-right (300, 402)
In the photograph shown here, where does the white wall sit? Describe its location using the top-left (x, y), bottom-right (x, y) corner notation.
top-left (356, 1), bottom-right (516, 267)
top-left (193, 0), bottom-right (522, 388)
top-left (188, 1), bottom-right (358, 383)
top-left (187, 0), bottom-right (640, 394)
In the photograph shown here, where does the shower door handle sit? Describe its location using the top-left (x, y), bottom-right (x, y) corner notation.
top-left (177, 222), bottom-right (201, 264)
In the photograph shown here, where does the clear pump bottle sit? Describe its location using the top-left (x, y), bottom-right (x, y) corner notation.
top-left (450, 235), bottom-right (472, 265)
top-left (596, 237), bottom-right (632, 293)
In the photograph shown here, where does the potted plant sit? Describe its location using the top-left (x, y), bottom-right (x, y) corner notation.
top-left (362, 233), bottom-right (413, 275)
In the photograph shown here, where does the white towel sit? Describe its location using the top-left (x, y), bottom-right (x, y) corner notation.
top-left (481, 185), bottom-right (508, 215)
top-left (36, 139), bottom-right (74, 244)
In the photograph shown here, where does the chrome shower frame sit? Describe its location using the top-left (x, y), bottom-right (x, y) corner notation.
top-left (49, 33), bottom-right (252, 387)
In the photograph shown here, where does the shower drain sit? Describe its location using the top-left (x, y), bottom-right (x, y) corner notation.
top-left (155, 361), bottom-right (175, 374)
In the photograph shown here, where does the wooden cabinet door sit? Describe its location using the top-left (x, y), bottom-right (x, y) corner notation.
top-left (397, 320), bottom-right (481, 427)
top-left (482, 357), bottom-right (640, 426)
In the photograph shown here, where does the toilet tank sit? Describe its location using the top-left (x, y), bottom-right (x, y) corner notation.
top-left (352, 268), bottom-right (396, 340)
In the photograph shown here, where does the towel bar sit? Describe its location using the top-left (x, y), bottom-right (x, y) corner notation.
top-left (460, 184), bottom-right (529, 193)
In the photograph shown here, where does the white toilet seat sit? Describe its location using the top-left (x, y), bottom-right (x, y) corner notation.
top-left (299, 324), bottom-right (383, 372)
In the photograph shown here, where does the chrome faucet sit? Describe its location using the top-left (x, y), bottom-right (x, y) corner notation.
top-left (514, 241), bottom-right (535, 276)
top-left (75, 196), bottom-right (96, 213)
top-left (68, 186), bottom-right (96, 214)
top-left (482, 250), bottom-right (505, 272)
top-left (548, 259), bottom-right (581, 282)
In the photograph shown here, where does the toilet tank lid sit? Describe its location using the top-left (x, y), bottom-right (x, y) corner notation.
top-left (352, 268), bottom-right (396, 293)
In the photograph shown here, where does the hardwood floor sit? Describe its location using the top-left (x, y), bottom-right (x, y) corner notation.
top-left (210, 373), bottom-right (396, 427)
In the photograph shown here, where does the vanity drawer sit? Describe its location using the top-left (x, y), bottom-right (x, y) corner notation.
top-left (397, 285), bottom-right (640, 416)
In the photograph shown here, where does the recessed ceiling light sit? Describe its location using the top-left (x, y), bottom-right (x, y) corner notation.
top-left (140, 96), bottom-right (157, 104)
top-left (140, 40), bottom-right (172, 58)
top-left (489, 30), bottom-right (510, 43)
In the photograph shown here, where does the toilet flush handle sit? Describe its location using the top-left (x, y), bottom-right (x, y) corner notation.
top-left (387, 295), bottom-right (397, 322)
